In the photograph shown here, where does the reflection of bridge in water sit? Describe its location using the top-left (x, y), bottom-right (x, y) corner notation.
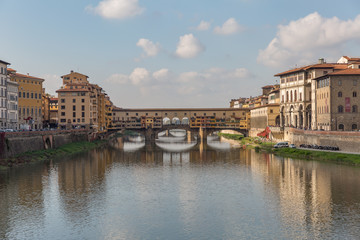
top-left (112, 108), bottom-right (250, 141)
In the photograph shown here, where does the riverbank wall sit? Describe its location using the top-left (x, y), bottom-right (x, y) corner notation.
top-left (284, 127), bottom-right (360, 153)
top-left (0, 130), bottom-right (94, 159)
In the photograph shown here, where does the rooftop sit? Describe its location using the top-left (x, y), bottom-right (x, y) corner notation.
top-left (274, 63), bottom-right (348, 76)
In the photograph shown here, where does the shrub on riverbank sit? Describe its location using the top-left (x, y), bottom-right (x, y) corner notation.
top-left (273, 147), bottom-right (360, 165)
top-left (218, 133), bottom-right (360, 165)
top-left (218, 133), bottom-right (244, 140)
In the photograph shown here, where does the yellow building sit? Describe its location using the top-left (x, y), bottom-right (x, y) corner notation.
top-left (57, 71), bottom-right (111, 132)
top-left (57, 83), bottom-right (93, 129)
top-left (8, 68), bottom-right (44, 130)
top-left (105, 95), bottom-right (113, 129)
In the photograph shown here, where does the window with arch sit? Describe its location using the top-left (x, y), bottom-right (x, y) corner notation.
top-left (286, 91), bottom-right (289, 102)
top-left (353, 91), bottom-right (357, 97)
top-left (294, 90), bottom-right (297, 101)
top-left (290, 90), bottom-right (293, 102)
top-left (352, 105), bottom-right (358, 113)
top-left (338, 105), bottom-right (344, 113)
top-left (352, 124), bottom-right (358, 131)
top-left (339, 124), bottom-right (344, 131)
top-left (338, 91), bottom-right (342, 97)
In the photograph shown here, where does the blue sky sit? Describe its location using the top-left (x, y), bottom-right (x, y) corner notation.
top-left (1, 0), bottom-right (360, 108)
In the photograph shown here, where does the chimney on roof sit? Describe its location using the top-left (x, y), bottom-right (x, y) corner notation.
top-left (27, 73), bottom-right (29, 76)
top-left (318, 58), bottom-right (325, 64)
top-left (71, 70), bottom-right (74, 73)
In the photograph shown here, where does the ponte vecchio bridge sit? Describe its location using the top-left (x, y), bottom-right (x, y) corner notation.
top-left (112, 108), bottom-right (250, 141)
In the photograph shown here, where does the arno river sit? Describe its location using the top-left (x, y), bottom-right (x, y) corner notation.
top-left (1, 132), bottom-right (360, 240)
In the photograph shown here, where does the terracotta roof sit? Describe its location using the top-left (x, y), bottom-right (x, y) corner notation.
top-left (61, 71), bottom-right (89, 78)
top-left (327, 68), bottom-right (360, 76)
top-left (274, 63), bottom-right (348, 76)
top-left (10, 72), bottom-right (44, 81)
top-left (56, 88), bottom-right (89, 92)
top-left (262, 85), bottom-right (274, 89)
top-left (314, 68), bottom-right (360, 80)
top-left (343, 56), bottom-right (360, 61)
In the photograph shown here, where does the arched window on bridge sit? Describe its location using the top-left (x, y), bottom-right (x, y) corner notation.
top-left (172, 117), bottom-right (180, 125)
top-left (181, 117), bottom-right (189, 125)
top-left (163, 117), bottom-right (170, 125)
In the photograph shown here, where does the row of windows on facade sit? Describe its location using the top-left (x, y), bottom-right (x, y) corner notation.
top-left (14, 79), bottom-right (41, 85)
top-left (19, 92), bottom-right (41, 99)
top-left (124, 112), bottom-right (241, 117)
top-left (280, 74), bottom-right (305, 84)
top-left (318, 105), bottom-right (359, 114)
top-left (59, 92), bottom-right (86, 97)
top-left (60, 118), bottom-right (86, 123)
top-left (60, 98), bottom-right (85, 103)
top-left (18, 107), bottom-right (42, 116)
top-left (337, 124), bottom-right (358, 130)
top-left (60, 105), bottom-right (86, 111)
top-left (318, 79), bottom-right (359, 88)
top-left (60, 112), bottom-right (86, 118)
top-left (281, 91), bottom-right (303, 103)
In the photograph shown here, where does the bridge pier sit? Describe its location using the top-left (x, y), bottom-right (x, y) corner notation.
top-left (187, 130), bottom-right (192, 143)
top-left (145, 128), bottom-right (156, 142)
top-left (199, 127), bottom-right (207, 142)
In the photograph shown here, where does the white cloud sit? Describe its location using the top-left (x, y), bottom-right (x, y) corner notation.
top-left (106, 73), bottom-right (128, 84)
top-left (86, 0), bottom-right (144, 20)
top-left (136, 38), bottom-right (160, 57)
top-left (129, 68), bottom-right (150, 85)
top-left (196, 20), bottom-right (211, 31)
top-left (152, 68), bottom-right (170, 82)
top-left (175, 34), bottom-right (205, 58)
top-left (214, 18), bottom-right (243, 35)
top-left (258, 12), bottom-right (360, 68)
top-left (106, 66), bottom-right (253, 102)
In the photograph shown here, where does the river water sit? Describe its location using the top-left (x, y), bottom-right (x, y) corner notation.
top-left (1, 132), bottom-right (360, 239)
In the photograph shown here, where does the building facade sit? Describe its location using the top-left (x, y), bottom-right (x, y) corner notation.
top-left (275, 59), bottom-right (348, 129)
top-left (57, 71), bottom-right (110, 131)
top-left (0, 60), bottom-right (10, 129)
top-left (7, 80), bottom-right (18, 129)
top-left (8, 68), bottom-right (44, 130)
top-left (315, 65), bottom-right (360, 131)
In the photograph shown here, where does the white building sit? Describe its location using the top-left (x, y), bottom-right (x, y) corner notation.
top-left (7, 80), bottom-right (18, 129)
top-left (275, 58), bottom-right (348, 129)
top-left (0, 60), bottom-right (10, 129)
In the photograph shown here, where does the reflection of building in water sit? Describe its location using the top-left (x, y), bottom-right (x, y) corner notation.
top-left (249, 150), bottom-right (333, 235)
top-left (0, 165), bottom-right (47, 238)
top-left (57, 149), bottom-right (111, 222)
top-left (163, 152), bottom-right (190, 166)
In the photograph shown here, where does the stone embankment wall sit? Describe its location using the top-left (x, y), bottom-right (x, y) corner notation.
top-left (0, 130), bottom-right (91, 159)
top-left (284, 127), bottom-right (360, 153)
